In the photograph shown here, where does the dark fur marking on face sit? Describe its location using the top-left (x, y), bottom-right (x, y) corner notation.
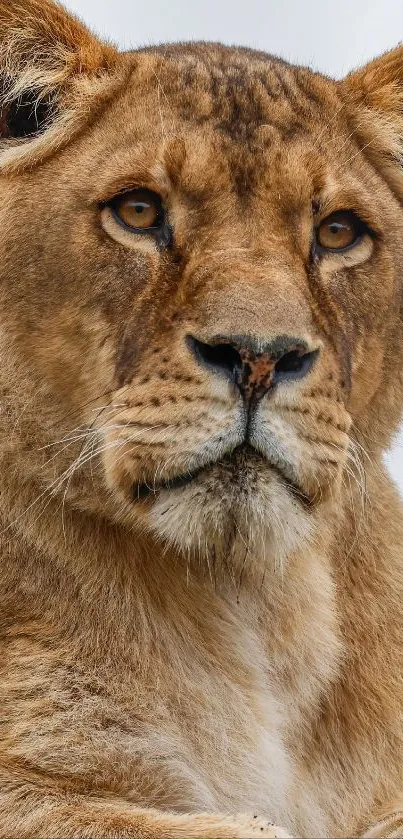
top-left (305, 266), bottom-right (353, 393)
top-left (115, 319), bottom-right (154, 389)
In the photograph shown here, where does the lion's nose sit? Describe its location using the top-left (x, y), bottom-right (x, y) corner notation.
top-left (187, 334), bottom-right (319, 403)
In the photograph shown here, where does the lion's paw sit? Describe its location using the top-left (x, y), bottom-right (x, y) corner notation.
top-left (235, 815), bottom-right (291, 837)
top-left (202, 814), bottom-right (292, 838)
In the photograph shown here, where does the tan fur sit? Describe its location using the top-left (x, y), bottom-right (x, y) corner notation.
top-left (1, 2), bottom-right (403, 837)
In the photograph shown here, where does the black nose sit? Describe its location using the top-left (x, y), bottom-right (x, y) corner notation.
top-left (187, 334), bottom-right (319, 402)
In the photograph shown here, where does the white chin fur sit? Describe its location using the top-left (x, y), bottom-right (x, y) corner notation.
top-left (147, 467), bottom-right (314, 576)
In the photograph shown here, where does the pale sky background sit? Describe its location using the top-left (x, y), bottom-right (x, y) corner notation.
top-left (64, 0), bottom-right (403, 490)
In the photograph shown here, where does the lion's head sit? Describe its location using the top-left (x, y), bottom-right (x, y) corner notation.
top-left (1, 0), bottom-right (403, 573)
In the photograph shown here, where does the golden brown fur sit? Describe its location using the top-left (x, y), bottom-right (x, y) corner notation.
top-left (1, 1), bottom-right (403, 836)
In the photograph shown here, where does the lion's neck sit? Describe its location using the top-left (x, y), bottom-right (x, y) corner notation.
top-left (2, 453), bottom-right (401, 724)
top-left (0, 462), bottom-right (342, 714)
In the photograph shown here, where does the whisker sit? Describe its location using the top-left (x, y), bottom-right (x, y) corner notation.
top-left (310, 100), bottom-right (346, 151)
top-left (334, 138), bottom-right (375, 172)
top-left (44, 388), bottom-right (118, 433)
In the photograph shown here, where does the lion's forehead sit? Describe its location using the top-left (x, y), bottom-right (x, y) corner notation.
top-left (96, 47), bottom-right (341, 205)
top-left (124, 45), bottom-right (336, 145)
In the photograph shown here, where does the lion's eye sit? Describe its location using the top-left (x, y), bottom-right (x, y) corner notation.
top-left (110, 189), bottom-right (163, 232)
top-left (315, 211), bottom-right (363, 253)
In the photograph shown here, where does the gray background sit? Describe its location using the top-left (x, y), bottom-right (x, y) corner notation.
top-left (64, 0), bottom-right (403, 489)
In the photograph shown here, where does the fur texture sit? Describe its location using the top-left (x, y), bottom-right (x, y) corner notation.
top-left (1, 1), bottom-right (403, 837)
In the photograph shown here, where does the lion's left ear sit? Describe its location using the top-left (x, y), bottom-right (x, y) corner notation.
top-left (340, 46), bottom-right (403, 198)
top-left (0, 0), bottom-right (121, 172)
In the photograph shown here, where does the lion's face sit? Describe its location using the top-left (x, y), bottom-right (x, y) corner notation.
top-left (2, 24), bottom-right (403, 567)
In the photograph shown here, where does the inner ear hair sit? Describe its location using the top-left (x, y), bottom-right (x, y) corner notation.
top-left (0, 91), bottom-right (55, 140)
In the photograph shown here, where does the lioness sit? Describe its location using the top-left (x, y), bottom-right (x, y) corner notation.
top-left (1, 1), bottom-right (403, 837)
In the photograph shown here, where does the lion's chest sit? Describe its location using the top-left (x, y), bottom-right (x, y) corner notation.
top-left (94, 616), bottom-right (292, 820)
top-left (3, 593), bottom-right (292, 821)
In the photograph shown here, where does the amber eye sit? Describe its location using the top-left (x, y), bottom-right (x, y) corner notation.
top-left (110, 189), bottom-right (163, 232)
top-left (315, 211), bottom-right (363, 253)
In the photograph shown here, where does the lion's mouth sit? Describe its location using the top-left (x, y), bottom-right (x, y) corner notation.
top-left (133, 467), bottom-right (207, 499)
top-left (132, 444), bottom-right (312, 507)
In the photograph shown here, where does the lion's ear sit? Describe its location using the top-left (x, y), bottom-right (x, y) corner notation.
top-left (0, 0), bottom-right (120, 171)
top-left (340, 46), bottom-right (403, 198)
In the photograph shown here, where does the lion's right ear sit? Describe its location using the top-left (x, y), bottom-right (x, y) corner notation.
top-left (0, 0), bottom-right (121, 172)
top-left (340, 45), bottom-right (403, 200)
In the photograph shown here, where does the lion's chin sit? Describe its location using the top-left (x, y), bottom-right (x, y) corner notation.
top-left (138, 454), bottom-right (316, 575)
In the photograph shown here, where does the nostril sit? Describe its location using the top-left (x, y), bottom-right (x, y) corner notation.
top-left (274, 348), bottom-right (319, 382)
top-left (187, 336), bottom-right (242, 379)
top-left (275, 349), bottom-right (305, 375)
